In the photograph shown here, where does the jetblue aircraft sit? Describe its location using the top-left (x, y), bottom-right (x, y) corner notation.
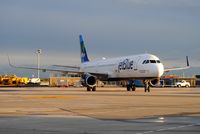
top-left (9, 35), bottom-right (190, 92)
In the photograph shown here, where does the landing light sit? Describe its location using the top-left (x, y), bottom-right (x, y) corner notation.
top-left (159, 117), bottom-right (164, 120)
top-left (156, 117), bottom-right (165, 123)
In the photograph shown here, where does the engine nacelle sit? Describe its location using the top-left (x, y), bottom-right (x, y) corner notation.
top-left (149, 78), bottom-right (160, 86)
top-left (81, 74), bottom-right (96, 87)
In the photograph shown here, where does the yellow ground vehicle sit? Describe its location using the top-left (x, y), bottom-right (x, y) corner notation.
top-left (0, 75), bottom-right (29, 87)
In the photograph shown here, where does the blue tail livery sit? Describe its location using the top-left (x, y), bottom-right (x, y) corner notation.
top-left (79, 35), bottom-right (90, 63)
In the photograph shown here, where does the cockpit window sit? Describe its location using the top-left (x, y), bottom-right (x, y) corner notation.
top-left (150, 60), bottom-right (156, 63)
top-left (142, 60), bottom-right (146, 64)
top-left (143, 60), bottom-right (161, 64)
top-left (156, 60), bottom-right (161, 63)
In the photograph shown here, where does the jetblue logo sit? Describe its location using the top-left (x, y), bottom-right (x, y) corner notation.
top-left (118, 59), bottom-right (134, 71)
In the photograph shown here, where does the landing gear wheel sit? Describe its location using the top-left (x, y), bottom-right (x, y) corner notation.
top-left (92, 86), bottom-right (96, 91)
top-left (145, 85), bottom-right (150, 92)
top-left (87, 87), bottom-right (91, 91)
top-left (145, 85), bottom-right (147, 92)
top-left (132, 86), bottom-right (136, 91)
top-left (127, 80), bottom-right (136, 91)
top-left (147, 86), bottom-right (150, 92)
top-left (127, 86), bottom-right (131, 91)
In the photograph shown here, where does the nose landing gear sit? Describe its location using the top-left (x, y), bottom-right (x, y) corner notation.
top-left (144, 80), bottom-right (150, 92)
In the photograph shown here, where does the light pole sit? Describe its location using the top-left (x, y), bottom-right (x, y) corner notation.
top-left (36, 49), bottom-right (42, 78)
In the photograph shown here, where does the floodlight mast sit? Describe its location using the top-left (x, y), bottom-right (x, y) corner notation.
top-left (36, 49), bottom-right (42, 78)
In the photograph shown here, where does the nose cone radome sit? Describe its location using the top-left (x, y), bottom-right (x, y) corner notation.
top-left (152, 64), bottom-right (164, 77)
top-left (157, 63), bottom-right (164, 77)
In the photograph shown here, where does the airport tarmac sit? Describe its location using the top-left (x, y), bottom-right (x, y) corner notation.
top-left (0, 87), bottom-right (200, 133)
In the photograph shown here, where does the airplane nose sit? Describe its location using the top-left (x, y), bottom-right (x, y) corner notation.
top-left (156, 64), bottom-right (164, 77)
top-left (152, 64), bottom-right (164, 77)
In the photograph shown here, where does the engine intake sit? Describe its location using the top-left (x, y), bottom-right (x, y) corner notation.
top-left (149, 78), bottom-right (160, 86)
top-left (81, 74), bottom-right (96, 87)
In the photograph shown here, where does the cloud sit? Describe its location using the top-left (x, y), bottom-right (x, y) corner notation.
top-left (121, 0), bottom-right (200, 8)
top-left (0, 0), bottom-right (200, 76)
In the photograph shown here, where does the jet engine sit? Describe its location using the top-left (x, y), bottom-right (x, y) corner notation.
top-left (81, 73), bottom-right (97, 87)
top-left (149, 78), bottom-right (160, 86)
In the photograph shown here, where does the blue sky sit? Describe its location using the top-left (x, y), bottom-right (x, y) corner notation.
top-left (0, 0), bottom-right (200, 77)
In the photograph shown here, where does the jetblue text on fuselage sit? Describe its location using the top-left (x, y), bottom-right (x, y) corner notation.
top-left (118, 59), bottom-right (134, 71)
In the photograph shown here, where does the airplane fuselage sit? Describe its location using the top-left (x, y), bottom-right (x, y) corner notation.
top-left (80, 54), bottom-right (164, 81)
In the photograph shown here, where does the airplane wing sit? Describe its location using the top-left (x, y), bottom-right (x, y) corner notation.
top-left (7, 55), bottom-right (82, 74)
top-left (164, 56), bottom-right (190, 72)
top-left (8, 56), bottom-right (108, 78)
top-left (51, 65), bottom-right (108, 79)
top-left (9, 62), bottom-right (83, 74)
top-left (52, 65), bottom-right (80, 69)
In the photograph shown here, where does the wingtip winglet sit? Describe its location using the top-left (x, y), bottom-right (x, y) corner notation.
top-left (7, 54), bottom-right (15, 68)
top-left (186, 56), bottom-right (189, 67)
top-left (7, 54), bottom-right (12, 66)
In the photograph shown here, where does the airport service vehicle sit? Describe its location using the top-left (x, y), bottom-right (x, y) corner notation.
top-left (9, 35), bottom-right (190, 92)
top-left (29, 78), bottom-right (41, 84)
top-left (175, 80), bottom-right (190, 87)
top-left (0, 75), bottom-right (29, 87)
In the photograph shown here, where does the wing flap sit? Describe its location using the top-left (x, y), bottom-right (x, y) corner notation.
top-left (52, 65), bottom-right (80, 69)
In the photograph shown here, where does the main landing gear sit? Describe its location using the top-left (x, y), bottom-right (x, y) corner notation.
top-left (87, 86), bottom-right (96, 92)
top-left (126, 80), bottom-right (151, 92)
top-left (126, 80), bottom-right (136, 91)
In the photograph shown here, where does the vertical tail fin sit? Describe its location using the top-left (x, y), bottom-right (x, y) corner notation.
top-left (79, 35), bottom-right (89, 63)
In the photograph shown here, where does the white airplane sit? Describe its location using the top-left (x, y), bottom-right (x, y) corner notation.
top-left (9, 35), bottom-right (190, 92)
